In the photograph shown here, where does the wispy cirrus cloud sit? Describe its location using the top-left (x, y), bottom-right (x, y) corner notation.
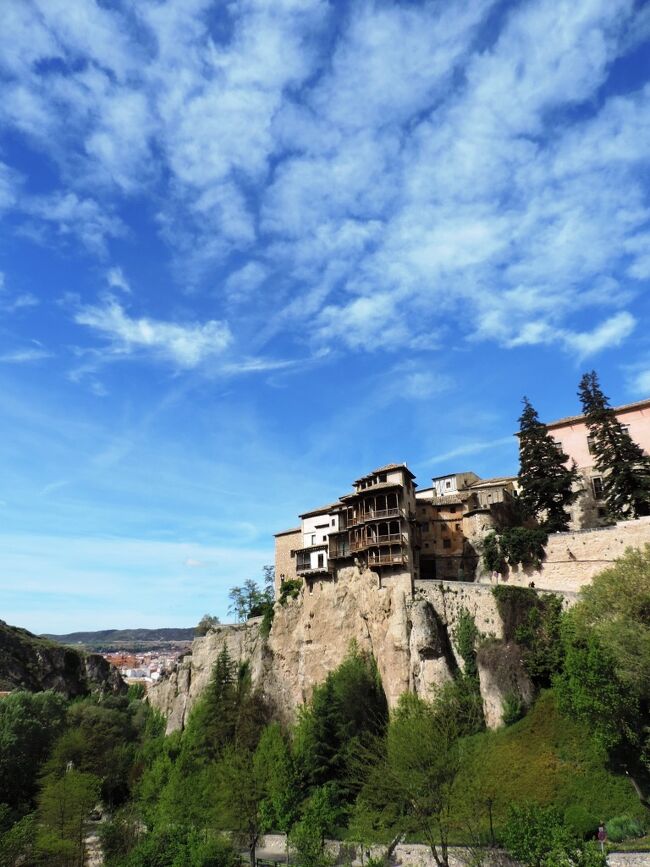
top-left (75, 297), bottom-right (232, 368)
top-left (0, 0), bottom-right (648, 368)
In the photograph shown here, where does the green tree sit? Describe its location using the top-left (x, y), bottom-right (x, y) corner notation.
top-left (517, 397), bottom-right (579, 532)
top-left (289, 785), bottom-right (340, 867)
top-left (212, 746), bottom-right (264, 867)
top-left (578, 371), bottom-right (650, 519)
top-left (293, 645), bottom-right (388, 798)
top-left (195, 614), bottom-right (220, 637)
top-left (555, 546), bottom-right (650, 786)
top-left (254, 724), bottom-right (300, 837)
top-left (501, 804), bottom-right (606, 867)
top-left (37, 769), bottom-right (101, 867)
top-left (0, 690), bottom-right (68, 812)
top-left (228, 568), bottom-right (275, 622)
top-left (353, 687), bottom-right (473, 867)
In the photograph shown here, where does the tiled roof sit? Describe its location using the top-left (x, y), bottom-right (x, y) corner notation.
top-left (353, 463), bottom-right (415, 484)
top-left (274, 527), bottom-right (301, 537)
top-left (299, 502), bottom-right (341, 518)
top-left (468, 476), bottom-right (516, 488)
top-left (544, 398), bottom-right (650, 429)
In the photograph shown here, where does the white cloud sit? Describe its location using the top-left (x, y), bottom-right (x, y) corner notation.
top-left (106, 266), bottom-right (131, 294)
top-left (423, 436), bottom-right (515, 467)
top-left (0, 348), bottom-right (52, 363)
top-left (22, 192), bottom-right (125, 255)
top-left (0, 0), bottom-right (648, 365)
top-left (75, 297), bottom-right (232, 368)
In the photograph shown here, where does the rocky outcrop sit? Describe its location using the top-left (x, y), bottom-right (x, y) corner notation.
top-left (148, 572), bottom-right (575, 733)
top-left (0, 620), bottom-right (125, 697)
top-left (477, 641), bottom-right (535, 729)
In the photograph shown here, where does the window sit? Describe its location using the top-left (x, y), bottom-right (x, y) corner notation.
top-left (322, 535), bottom-right (327, 542)
top-left (317, 553), bottom-right (324, 568)
top-left (445, 480), bottom-right (451, 489)
top-left (587, 435), bottom-right (595, 455)
top-left (424, 543), bottom-right (429, 548)
top-left (311, 534), bottom-right (316, 545)
top-left (449, 505), bottom-right (456, 513)
top-left (592, 477), bottom-right (604, 500)
top-left (331, 519), bottom-right (335, 525)
top-left (443, 538), bottom-right (451, 549)
top-left (420, 521), bottom-right (429, 532)
top-left (378, 473), bottom-right (387, 483)
top-left (455, 523), bottom-right (461, 531)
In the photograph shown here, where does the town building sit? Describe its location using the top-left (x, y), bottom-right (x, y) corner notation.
top-left (274, 464), bottom-right (517, 593)
top-left (416, 473), bottom-right (516, 580)
top-left (546, 398), bottom-right (650, 528)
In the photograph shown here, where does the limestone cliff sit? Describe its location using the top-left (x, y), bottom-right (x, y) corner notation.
top-left (0, 620), bottom-right (126, 697)
top-left (148, 569), bottom-right (573, 733)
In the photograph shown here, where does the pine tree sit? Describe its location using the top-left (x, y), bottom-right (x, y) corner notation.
top-left (517, 396), bottom-right (579, 532)
top-left (578, 371), bottom-right (650, 519)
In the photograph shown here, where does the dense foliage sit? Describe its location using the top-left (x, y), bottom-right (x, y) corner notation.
top-left (4, 548), bottom-right (650, 866)
top-left (482, 527), bottom-right (548, 572)
top-left (579, 371), bottom-right (650, 520)
top-left (517, 397), bottom-right (579, 532)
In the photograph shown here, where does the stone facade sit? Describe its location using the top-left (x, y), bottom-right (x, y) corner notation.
top-left (273, 527), bottom-right (300, 595)
top-left (477, 517), bottom-right (650, 593)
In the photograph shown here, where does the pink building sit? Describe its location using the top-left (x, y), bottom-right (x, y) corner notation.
top-left (546, 398), bottom-right (650, 528)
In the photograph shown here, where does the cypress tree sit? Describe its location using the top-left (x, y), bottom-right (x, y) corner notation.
top-left (517, 396), bottom-right (579, 532)
top-left (578, 371), bottom-right (650, 519)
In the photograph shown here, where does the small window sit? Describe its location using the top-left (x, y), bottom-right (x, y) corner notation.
top-left (449, 505), bottom-right (456, 513)
top-left (322, 535), bottom-right (327, 542)
top-left (311, 534), bottom-right (316, 545)
top-left (445, 480), bottom-right (451, 489)
top-left (592, 477), bottom-right (604, 500)
top-left (455, 523), bottom-right (461, 531)
top-left (331, 519), bottom-right (335, 525)
top-left (443, 538), bottom-right (451, 549)
top-left (317, 553), bottom-right (324, 568)
top-left (378, 473), bottom-right (387, 483)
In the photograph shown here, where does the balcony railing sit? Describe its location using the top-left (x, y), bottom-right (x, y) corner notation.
top-left (367, 553), bottom-right (407, 566)
top-left (350, 533), bottom-right (404, 552)
top-left (296, 563), bottom-right (330, 575)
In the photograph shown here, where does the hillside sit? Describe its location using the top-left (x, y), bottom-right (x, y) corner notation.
top-left (43, 626), bottom-right (195, 651)
top-left (0, 619), bottom-right (126, 696)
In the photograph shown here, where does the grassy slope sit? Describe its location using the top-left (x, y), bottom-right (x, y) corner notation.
top-left (453, 690), bottom-right (644, 836)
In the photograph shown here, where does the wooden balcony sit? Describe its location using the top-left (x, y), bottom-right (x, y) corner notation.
top-left (350, 533), bottom-right (404, 552)
top-left (296, 563), bottom-right (330, 575)
top-left (367, 553), bottom-right (407, 566)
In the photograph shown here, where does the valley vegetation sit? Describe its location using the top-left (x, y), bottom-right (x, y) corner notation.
top-left (2, 548), bottom-right (650, 867)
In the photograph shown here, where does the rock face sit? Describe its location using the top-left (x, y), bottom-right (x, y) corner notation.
top-left (148, 571), bottom-right (574, 733)
top-left (0, 620), bottom-right (125, 697)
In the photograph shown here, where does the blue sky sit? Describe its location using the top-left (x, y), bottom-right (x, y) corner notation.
top-left (1, 0), bottom-right (650, 634)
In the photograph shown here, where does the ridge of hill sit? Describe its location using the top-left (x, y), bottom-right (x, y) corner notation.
top-left (0, 619), bottom-right (125, 696)
top-left (44, 627), bottom-right (195, 644)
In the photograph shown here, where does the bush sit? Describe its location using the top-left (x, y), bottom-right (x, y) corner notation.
top-left (502, 691), bottom-right (524, 726)
top-left (606, 815), bottom-right (645, 843)
top-left (500, 527), bottom-right (548, 569)
top-left (482, 532), bottom-right (505, 573)
top-left (500, 803), bottom-right (606, 866)
top-left (564, 805), bottom-right (598, 840)
top-left (260, 606), bottom-right (274, 638)
top-left (195, 614), bottom-right (220, 637)
top-left (279, 579), bottom-right (302, 604)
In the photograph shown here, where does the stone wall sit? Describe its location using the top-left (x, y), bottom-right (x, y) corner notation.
top-left (274, 528), bottom-right (300, 595)
top-left (477, 517), bottom-right (650, 593)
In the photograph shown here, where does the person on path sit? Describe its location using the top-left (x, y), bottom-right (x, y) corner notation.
top-left (597, 822), bottom-right (607, 853)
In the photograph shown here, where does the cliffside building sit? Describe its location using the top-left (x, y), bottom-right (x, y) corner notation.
top-left (545, 398), bottom-right (650, 528)
top-left (275, 464), bottom-right (516, 593)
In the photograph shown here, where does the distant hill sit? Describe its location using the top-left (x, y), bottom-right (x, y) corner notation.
top-left (42, 627), bottom-right (196, 651)
top-left (0, 620), bottom-right (125, 695)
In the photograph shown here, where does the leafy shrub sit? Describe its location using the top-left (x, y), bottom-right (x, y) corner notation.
top-left (195, 614), bottom-right (220, 636)
top-left (564, 805), bottom-right (598, 840)
top-left (500, 527), bottom-right (548, 569)
top-left (279, 578), bottom-right (302, 604)
top-left (606, 815), bottom-right (645, 843)
top-left (260, 606), bottom-right (274, 638)
top-left (492, 586), bottom-right (563, 686)
top-left (482, 532), bottom-right (505, 573)
top-left (502, 690), bottom-right (524, 726)
top-left (453, 608), bottom-right (480, 678)
top-left (500, 803), bottom-right (606, 866)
